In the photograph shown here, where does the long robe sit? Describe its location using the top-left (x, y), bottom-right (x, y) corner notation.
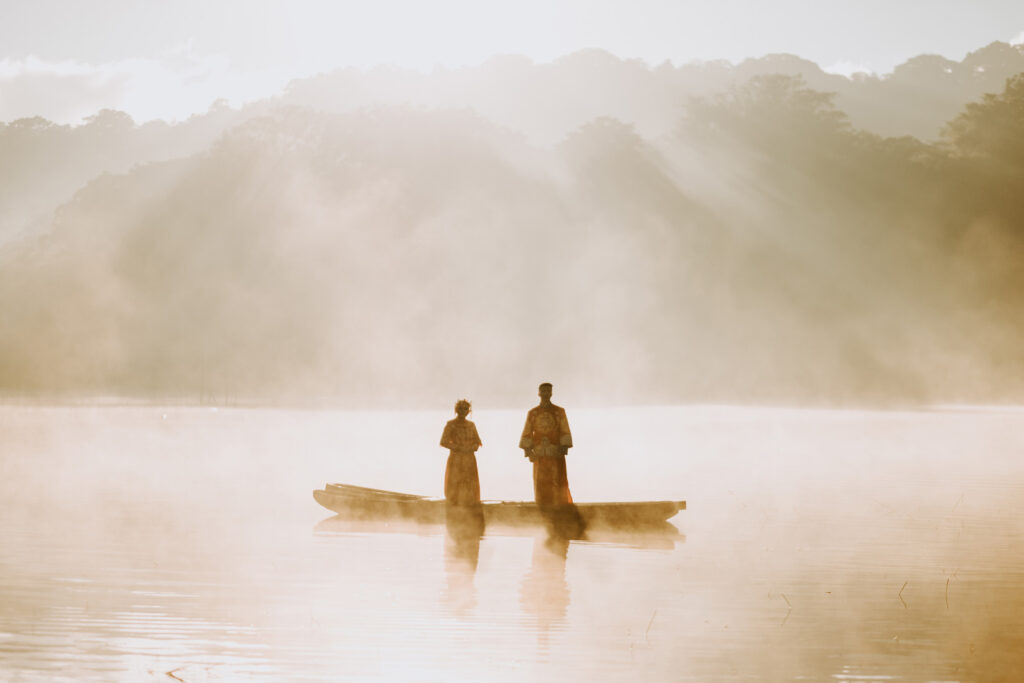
top-left (519, 403), bottom-right (574, 505)
top-left (440, 418), bottom-right (482, 505)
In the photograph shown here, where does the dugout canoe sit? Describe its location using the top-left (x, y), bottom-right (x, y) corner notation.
top-left (313, 482), bottom-right (685, 527)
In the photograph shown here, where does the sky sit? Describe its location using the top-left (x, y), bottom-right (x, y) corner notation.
top-left (1, 0), bottom-right (1023, 124)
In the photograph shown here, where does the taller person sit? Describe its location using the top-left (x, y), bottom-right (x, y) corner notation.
top-left (519, 383), bottom-right (574, 505)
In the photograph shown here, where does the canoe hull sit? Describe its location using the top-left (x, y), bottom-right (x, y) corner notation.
top-left (313, 488), bottom-right (447, 524)
top-left (313, 483), bottom-right (685, 528)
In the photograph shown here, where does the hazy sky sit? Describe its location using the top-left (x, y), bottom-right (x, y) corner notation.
top-left (2, 0), bottom-right (1023, 123)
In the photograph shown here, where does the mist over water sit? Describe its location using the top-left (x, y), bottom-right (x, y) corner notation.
top-left (3, 34), bottom-right (1024, 682)
top-left (2, 405), bottom-right (1023, 681)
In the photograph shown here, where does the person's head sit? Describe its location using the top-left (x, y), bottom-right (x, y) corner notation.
top-left (454, 399), bottom-right (472, 417)
top-left (538, 382), bottom-right (553, 400)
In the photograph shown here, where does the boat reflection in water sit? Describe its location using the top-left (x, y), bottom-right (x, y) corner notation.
top-left (312, 509), bottom-right (684, 550)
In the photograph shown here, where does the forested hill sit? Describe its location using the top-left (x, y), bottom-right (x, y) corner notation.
top-left (0, 48), bottom-right (1022, 406)
top-left (280, 41), bottom-right (1024, 143)
top-left (3, 41), bottom-right (1023, 247)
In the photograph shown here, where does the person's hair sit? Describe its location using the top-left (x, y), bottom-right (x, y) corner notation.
top-left (538, 382), bottom-right (553, 390)
top-left (454, 399), bottom-right (472, 413)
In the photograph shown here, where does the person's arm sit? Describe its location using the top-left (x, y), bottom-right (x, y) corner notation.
top-left (471, 423), bottom-right (482, 451)
top-left (440, 422), bottom-right (454, 450)
top-left (519, 412), bottom-right (534, 459)
top-left (557, 409), bottom-right (573, 455)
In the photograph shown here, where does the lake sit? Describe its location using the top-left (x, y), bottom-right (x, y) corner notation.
top-left (1, 404), bottom-right (1023, 681)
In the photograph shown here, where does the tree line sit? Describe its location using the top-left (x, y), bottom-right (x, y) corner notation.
top-left (0, 71), bottom-right (1022, 405)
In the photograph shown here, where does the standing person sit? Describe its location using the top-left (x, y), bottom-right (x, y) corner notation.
top-left (519, 383), bottom-right (574, 506)
top-left (440, 399), bottom-right (483, 505)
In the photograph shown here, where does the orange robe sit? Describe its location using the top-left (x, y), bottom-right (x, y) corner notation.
top-left (519, 403), bottom-right (573, 505)
top-left (440, 418), bottom-right (482, 505)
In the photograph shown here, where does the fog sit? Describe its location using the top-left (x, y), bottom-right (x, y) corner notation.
top-left (1, 43), bottom-right (1023, 407)
top-left (4, 404), bottom-right (1023, 680)
top-left (5, 26), bottom-right (1024, 681)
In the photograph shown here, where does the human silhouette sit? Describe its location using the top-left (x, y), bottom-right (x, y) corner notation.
top-left (439, 399), bottom-right (482, 505)
top-left (519, 383), bottom-right (574, 506)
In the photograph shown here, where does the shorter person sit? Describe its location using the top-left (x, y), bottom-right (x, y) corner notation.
top-left (440, 399), bottom-right (483, 505)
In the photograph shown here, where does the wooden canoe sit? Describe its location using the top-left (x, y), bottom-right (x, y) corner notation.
top-left (313, 483), bottom-right (685, 527)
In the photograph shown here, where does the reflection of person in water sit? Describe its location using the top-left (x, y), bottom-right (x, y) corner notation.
top-left (442, 509), bottom-right (484, 616)
top-left (520, 383), bottom-right (573, 505)
top-left (440, 399), bottom-right (482, 505)
top-left (520, 531), bottom-right (571, 646)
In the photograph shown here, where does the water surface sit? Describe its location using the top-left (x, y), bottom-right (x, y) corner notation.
top-left (2, 405), bottom-right (1023, 681)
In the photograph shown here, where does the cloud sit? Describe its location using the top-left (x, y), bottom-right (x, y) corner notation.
top-left (822, 60), bottom-right (875, 78)
top-left (0, 45), bottom-right (292, 124)
top-left (0, 57), bottom-right (128, 124)
top-left (1011, 31), bottom-right (1024, 46)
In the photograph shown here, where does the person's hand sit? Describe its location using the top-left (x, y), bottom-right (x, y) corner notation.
top-left (559, 446), bottom-right (568, 456)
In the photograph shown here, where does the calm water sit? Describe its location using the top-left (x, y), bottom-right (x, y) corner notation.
top-left (1, 404), bottom-right (1023, 681)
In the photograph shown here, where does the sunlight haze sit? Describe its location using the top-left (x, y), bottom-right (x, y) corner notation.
top-left (1, 0), bottom-right (1022, 122)
top-left (4, 2), bottom-right (1024, 681)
